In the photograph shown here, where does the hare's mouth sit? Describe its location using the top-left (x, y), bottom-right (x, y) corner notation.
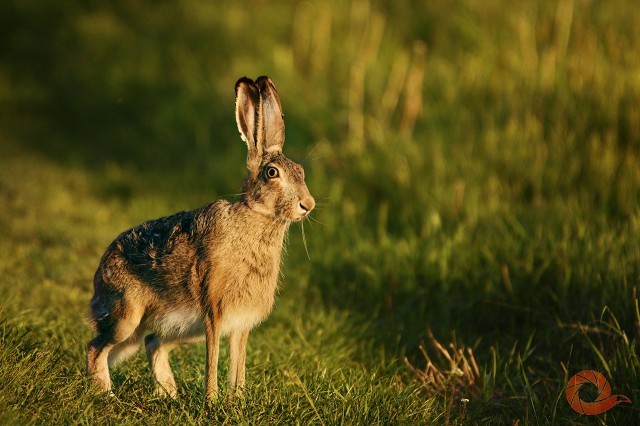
top-left (293, 203), bottom-right (312, 221)
top-left (291, 213), bottom-right (306, 222)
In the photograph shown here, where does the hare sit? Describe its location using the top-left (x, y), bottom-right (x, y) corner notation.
top-left (87, 76), bottom-right (315, 399)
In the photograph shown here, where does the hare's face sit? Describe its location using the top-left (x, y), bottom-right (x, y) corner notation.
top-left (246, 154), bottom-right (315, 222)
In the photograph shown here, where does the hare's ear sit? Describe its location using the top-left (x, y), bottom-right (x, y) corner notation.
top-left (235, 77), bottom-right (262, 174)
top-left (256, 76), bottom-right (285, 153)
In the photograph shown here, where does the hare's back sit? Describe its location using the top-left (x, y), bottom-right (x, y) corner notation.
top-left (119, 210), bottom-right (198, 263)
top-left (100, 204), bottom-right (219, 294)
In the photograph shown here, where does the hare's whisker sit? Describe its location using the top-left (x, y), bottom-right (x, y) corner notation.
top-left (308, 215), bottom-right (325, 226)
top-left (300, 220), bottom-right (310, 260)
top-left (303, 145), bottom-right (318, 163)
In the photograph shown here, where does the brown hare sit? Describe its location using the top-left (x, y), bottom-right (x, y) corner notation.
top-left (87, 76), bottom-right (315, 399)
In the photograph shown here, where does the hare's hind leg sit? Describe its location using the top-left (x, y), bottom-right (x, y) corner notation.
top-left (228, 329), bottom-right (250, 394)
top-left (144, 332), bottom-right (205, 398)
top-left (87, 300), bottom-right (144, 393)
top-left (87, 335), bottom-right (115, 392)
top-left (108, 324), bottom-right (146, 367)
top-left (145, 333), bottom-right (178, 398)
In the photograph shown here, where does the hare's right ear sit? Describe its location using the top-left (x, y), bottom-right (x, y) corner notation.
top-left (235, 77), bottom-right (262, 174)
top-left (256, 76), bottom-right (285, 153)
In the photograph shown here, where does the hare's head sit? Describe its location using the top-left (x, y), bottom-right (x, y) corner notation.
top-left (235, 76), bottom-right (315, 222)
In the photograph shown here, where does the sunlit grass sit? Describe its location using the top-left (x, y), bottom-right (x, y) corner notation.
top-left (1, 0), bottom-right (640, 423)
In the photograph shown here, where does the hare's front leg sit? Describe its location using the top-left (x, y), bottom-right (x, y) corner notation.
top-left (228, 329), bottom-right (250, 393)
top-left (145, 333), bottom-right (178, 398)
top-left (204, 313), bottom-right (221, 400)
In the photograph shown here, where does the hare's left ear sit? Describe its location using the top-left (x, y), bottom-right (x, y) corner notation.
top-left (256, 76), bottom-right (285, 153)
top-left (235, 77), bottom-right (262, 174)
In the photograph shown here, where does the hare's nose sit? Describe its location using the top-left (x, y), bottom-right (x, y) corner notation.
top-left (300, 196), bottom-right (315, 214)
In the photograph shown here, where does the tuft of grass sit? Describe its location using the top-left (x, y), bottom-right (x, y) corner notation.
top-left (404, 329), bottom-right (482, 423)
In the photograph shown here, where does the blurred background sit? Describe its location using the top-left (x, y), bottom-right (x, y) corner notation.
top-left (1, 0), bottom-right (640, 421)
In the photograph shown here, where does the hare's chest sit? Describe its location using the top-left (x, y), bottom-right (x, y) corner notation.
top-left (213, 260), bottom-right (278, 334)
top-left (219, 304), bottom-right (271, 335)
top-left (208, 214), bottom-right (285, 328)
top-left (209, 244), bottom-right (280, 321)
top-left (213, 225), bottom-right (283, 287)
top-left (218, 252), bottom-right (279, 307)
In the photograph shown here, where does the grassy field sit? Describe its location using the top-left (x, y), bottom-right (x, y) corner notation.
top-left (1, 0), bottom-right (640, 423)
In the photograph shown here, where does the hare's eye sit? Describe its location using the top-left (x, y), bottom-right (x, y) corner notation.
top-left (266, 166), bottom-right (279, 179)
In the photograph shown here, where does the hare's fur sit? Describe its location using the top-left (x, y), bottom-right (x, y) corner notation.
top-left (87, 76), bottom-right (315, 399)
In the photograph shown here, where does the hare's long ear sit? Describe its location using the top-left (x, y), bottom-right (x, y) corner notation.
top-left (235, 77), bottom-right (262, 174)
top-left (256, 76), bottom-right (285, 153)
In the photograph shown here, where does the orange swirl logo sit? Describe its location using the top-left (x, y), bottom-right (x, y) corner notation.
top-left (566, 370), bottom-right (631, 415)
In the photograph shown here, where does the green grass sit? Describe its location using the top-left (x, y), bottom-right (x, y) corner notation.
top-left (1, 0), bottom-right (640, 423)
